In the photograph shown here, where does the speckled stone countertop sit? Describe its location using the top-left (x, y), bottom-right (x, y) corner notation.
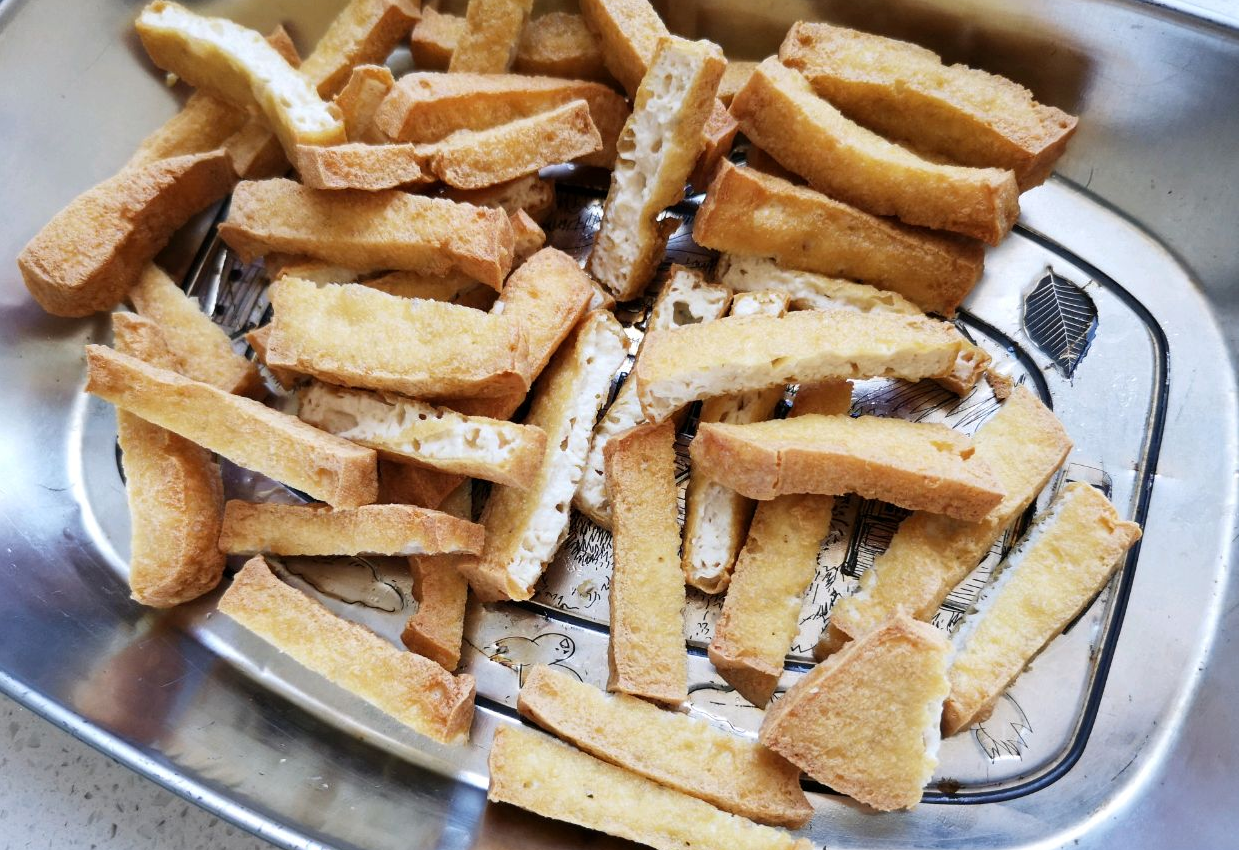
top-left (1, 695), bottom-right (273, 850)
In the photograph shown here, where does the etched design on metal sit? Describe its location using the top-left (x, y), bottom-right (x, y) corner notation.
top-left (1022, 267), bottom-right (1098, 379)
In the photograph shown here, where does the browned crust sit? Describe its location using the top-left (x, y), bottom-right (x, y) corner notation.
top-left (409, 7), bottom-right (463, 69)
top-left (85, 345), bottom-right (378, 507)
top-left (244, 323), bottom-right (303, 390)
top-left (449, 0), bottom-right (533, 73)
top-left (605, 421), bottom-right (687, 705)
top-left (300, 0), bottom-right (421, 99)
top-left (578, 0), bottom-right (668, 97)
top-left (691, 414), bottom-right (1005, 521)
top-left (19, 151), bottom-right (234, 317)
top-left (779, 22), bottom-right (1078, 190)
top-left (693, 162), bottom-right (984, 316)
top-left (112, 313), bottom-right (225, 608)
top-left (219, 557), bottom-right (475, 745)
top-left (515, 12), bottom-right (611, 81)
top-left (218, 178), bottom-right (515, 290)
top-left (374, 72), bottom-right (628, 169)
top-left (126, 92), bottom-right (247, 169)
top-left (402, 483), bottom-right (472, 670)
top-left (517, 665), bottom-right (812, 827)
top-left (759, 612), bottom-right (950, 811)
top-left (731, 58), bottom-right (1019, 245)
top-left (688, 98), bottom-right (740, 192)
top-left (293, 142), bottom-right (431, 191)
top-left (265, 279), bottom-right (530, 399)
top-left (128, 263), bottom-right (263, 398)
top-left (420, 99), bottom-right (602, 190)
top-left (218, 501), bottom-right (484, 557)
top-left (488, 726), bottom-right (814, 850)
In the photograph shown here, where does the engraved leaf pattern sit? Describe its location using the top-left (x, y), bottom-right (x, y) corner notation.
top-left (1021, 267), bottom-right (1098, 379)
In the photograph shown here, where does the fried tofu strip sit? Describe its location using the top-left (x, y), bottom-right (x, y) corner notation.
top-left (578, 0), bottom-right (735, 181)
top-left (245, 324), bottom-right (302, 391)
top-left (634, 309), bottom-right (987, 422)
top-left (518, 665), bottom-right (812, 827)
top-left (374, 73), bottom-right (628, 169)
top-left (578, 0), bottom-right (668, 97)
top-left (509, 209), bottom-right (546, 261)
top-left (443, 173), bottom-right (556, 223)
top-left (420, 99), bottom-right (602, 190)
top-left (218, 179), bottom-right (515, 289)
top-left (381, 249), bottom-right (595, 510)
top-left (822, 386), bottom-right (1071, 654)
top-left (716, 255), bottom-right (992, 395)
top-left (588, 37), bottom-right (725, 301)
top-left (402, 483), bottom-right (472, 670)
top-left (19, 151), bottom-right (233, 317)
top-left (218, 501), bottom-right (483, 557)
top-left (333, 64), bottom-right (395, 143)
top-left (455, 312), bottom-right (628, 602)
top-left (694, 162), bottom-right (984, 316)
top-left (780, 22), bottom-right (1078, 190)
top-left (299, 0), bottom-right (420, 99)
top-left (413, 10), bottom-right (610, 80)
top-left (515, 12), bottom-right (610, 81)
top-left (692, 414), bottom-right (1004, 521)
top-left (760, 613), bottom-right (950, 812)
top-left (489, 727), bottom-right (813, 850)
top-left (298, 383), bottom-right (547, 489)
top-left (708, 381), bottom-right (851, 706)
top-left (606, 421), bottom-right (687, 705)
top-left (135, 2), bottom-right (346, 157)
top-left (111, 314), bottom-right (225, 608)
top-left (943, 483), bottom-right (1141, 735)
top-left (363, 270), bottom-right (495, 308)
top-left (129, 264), bottom-right (262, 397)
top-left (85, 346), bottom-right (377, 507)
top-left (293, 142), bottom-right (431, 191)
top-left (219, 557), bottom-right (475, 745)
top-left (449, 0), bottom-right (534, 73)
top-left (733, 59), bottom-right (1019, 245)
top-left (682, 291), bottom-right (789, 594)
top-left (575, 266), bottom-right (731, 529)
top-left (266, 279), bottom-right (529, 399)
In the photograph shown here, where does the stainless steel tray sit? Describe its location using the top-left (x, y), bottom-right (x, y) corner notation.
top-left (2, 1), bottom-right (1238, 848)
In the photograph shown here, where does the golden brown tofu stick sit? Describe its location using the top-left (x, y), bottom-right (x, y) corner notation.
top-left (488, 726), bottom-right (814, 850)
top-left (300, 0), bottom-right (420, 99)
top-left (634, 308), bottom-right (988, 422)
top-left (218, 178), bottom-right (515, 290)
top-left (692, 414), bottom-right (1005, 521)
top-left (374, 72), bottom-right (628, 169)
top-left (135, 2), bottom-right (346, 156)
top-left (409, 7), bottom-right (462, 69)
top-left (266, 278), bottom-right (529, 399)
top-left (449, 0), bottom-right (534, 73)
top-left (129, 263), bottom-right (262, 398)
top-left (759, 613), bottom-right (950, 812)
top-left (588, 37), bottom-right (725, 301)
top-left (707, 381), bottom-right (852, 706)
top-left (86, 345), bottom-right (378, 507)
top-left (125, 92), bottom-right (246, 170)
top-left (419, 99), bottom-right (602, 190)
top-left (578, 0), bottom-right (668, 97)
top-left (693, 162), bottom-right (984, 316)
top-left (732, 58), bottom-right (1019, 245)
top-left (606, 421), bottom-right (687, 705)
top-left (293, 143), bottom-right (431, 191)
top-left (402, 482), bottom-right (472, 671)
top-left (332, 64), bottom-right (395, 144)
top-left (514, 12), bottom-right (610, 81)
top-left (942, 483), bottom-right (1140, 735)
top-left (19, 150), bottom-right (234, 317)
top-left (517, 665), bottom-right (812, 827)
top-left (218, 501), bottom-right (484, 557)
top-left (111, 313), bottom-right (225, 608)
top-left (219, 557), bottom-right (475, 745)
top-left (442, 173), bottom-right (556, 224)
top-left (780, 22), bottom-right (1078, 190)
